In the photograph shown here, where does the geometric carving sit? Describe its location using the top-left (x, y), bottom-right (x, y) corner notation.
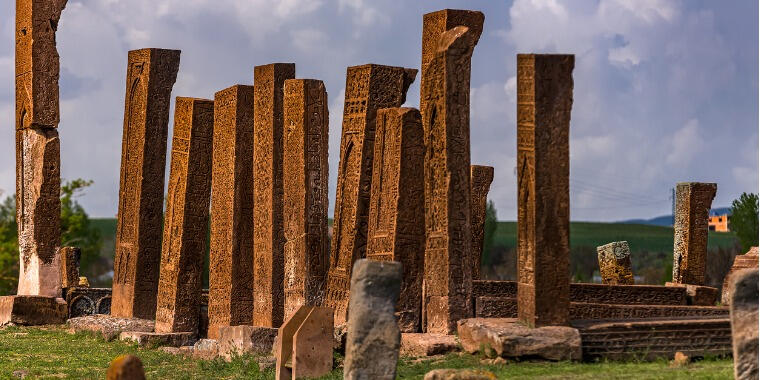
top-left (516, 54), bottom-right (574, 327)
top-left (155, 97), bottom-right (214, 334)
top-left (112, 48), bottom-right (180, 320)
top-left (282, 79), bottom-right (329, 321)
top-left (470, 165), bottom-right (494, 280)
top-left (208, 85), bottom-right (255, 339)
top-left (366, 107), bottom-right (425, 333)
top-left (596, 241), bottom-right (634, 285)
top-left (672, 182), bottom-right (717, 286)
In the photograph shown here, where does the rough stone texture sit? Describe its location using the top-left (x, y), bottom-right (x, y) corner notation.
top-left (119, 331), bottom-right (195, 347)
top-left (59, 246), bottom-right (80, 290)
top-left (516, 54), bottom-right (574, 327)
top-left (672, 182), bottom-right (717, 286)
top-left (424, 369), bottom-right (497, 380)
top-left (155, 97), bottom-right (214, 334)
top-left (421, 10), bottom-right (484, 335)
top-left (596, 241), bottom-right (634, 285)
top-left (400, 333), bottom-right (460, 357)
top-left (324, 64), bottom-right (416, 325)
top-left (16, 128), bottom-right (61, 297)
top-left (64, 287), bottom-right (111, 317)
top-left (722, 247), bottom-right (758, 305)
top-left (577, 317), bottom-right (733, 361)
top-left (472, 280), bottom-right (517, 298)
top-left (730, 269), bottom-right (759, 380)
top-left (218, 325), bottom-right (278, 358)
top-left (253, 63), bottom-right (296, 328)
top-left (344, 260), bottom-right (402, 380)
top-left (112, 48), bottom-right (180, 319)
top-left (67, 315), bottom-right (154, 340)
top-left (106, 355), bottom-right (146, 380)
top-left (275, 306), bottom-right (334, 379)
top-left (475, 297), bottom-right (517, 319)
top-left (193, 339), bottom-right (220, 360)
top-left (282, 79), bottom-right (329, 321)
top-left (0, 295), bottom-right (66, 326)
top-left (208, 85), bottom-right (255, 339)
top-left (366, 107), bottom-right (425, 333)
top-left (665, 283), bottom-right (718, 306)
top-left (458, 318), bottom-right (581, 361)
top-left (470, 165), bottom-right (494, 280)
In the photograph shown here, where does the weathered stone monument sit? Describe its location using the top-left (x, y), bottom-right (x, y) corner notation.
top-left (275, 306), bottom-right (334, 379)
top-left (729, 269), bottom-right (758, 380)
top-left (253, 63), bottom-right (296, 328)
top-left (470, 165), bottom-right (494, 279)
top-left (15, 0), bottom-right (67, 297)
top-left (722, 247), bottom-right (758, 305)
top-left (516, 54), bottom-right (574, 327)
top-left (282, 79), bottom-right (329, 320)
top-left (112, 48), bottom-right (180, 319)
top-left (596, 241), bottom-right (634, 285)
top-left (324, 64), bottom-right (417, 324)
top-left (344, 259), bottom-right (402, 380)
top-left (208, 85), bottom-right (255, 339)
top-left (59, 246), bottom-right (80, 290)
top-left (420, 9), bottom-right (484, 334)
top-left (366, 107), bottom-right (425, 333)
top-left (154, 97), bottom-right (214, 334)
top-left (672, 182), bottom-right (717, 286)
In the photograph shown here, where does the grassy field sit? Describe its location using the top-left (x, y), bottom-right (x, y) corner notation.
top-left (0, 325), bottom-right (734, 379)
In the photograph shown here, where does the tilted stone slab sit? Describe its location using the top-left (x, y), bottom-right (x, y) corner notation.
top-left (596, 241), bottom-right (634, 285)
top-left (275, 306), bottom-right (333, 380)
top-left (672, 182), bottom-right (717, 286)
top-left (730, 269), bottom-right (758, 380)
top-left (0, 295), bottom-right (67, 326)
top-left (470, 165), bottom-right (494, 280)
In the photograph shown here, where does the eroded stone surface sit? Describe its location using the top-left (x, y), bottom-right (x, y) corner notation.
top-left (59, 246), bottom-right (80, 290)
top-left (470, 165), bottom-right (494, 280)
top-left (597, 241), bottom-right (634, 285)
top-left (672, 182), bottom-right (717, 286)
top-left (112, 48), bottom-right (180, 319)
top-left (106, 354), bottom-right (145, 380)
top-left (119, 331), bottom-right (195, 347)
top-left (292, 307), bottom-right (333, 378)
top-left (730, 269), bottom-right (759, 380)
top-left (0, 295), bottom-right (66, 326)
top-left (400, 333), bottom-right (460, 357)
top-left (424, 369), bottom-right (497, 380)
top-left (67, 314), bottom-right (154, 341)
top-left (722, 247), bottom-right (758, 305)
top-left (218, 325), bottom-right (278, 358)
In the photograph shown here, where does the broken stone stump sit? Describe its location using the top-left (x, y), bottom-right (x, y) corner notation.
top-left (275, 306), bottom-right (334, 380)
top-left (344, 259), bottom-right (402, 380)
top-left (457, 318), bottom-right (581, 361)
top-left (424, 369), bottom-right (497, 380)
top-left (672, 182), bottom-right (717, 286)
top-left (107, 354), bottom-right (146, 380)
top-left (217, 325), bottom-right (278, 360)
top-left (722, 247), bottom-right (759, 305)
top-left (596, 241), bottom-right (634, 285)
top-left (59, 246), bottom-right (81, 290)
top-left (0, 295), bottom-right (67, 326)
top-left (400, 333), bottom-right (460, 357)
top-left (730, 269), bottom-right (758, 380)
top-left (119, 331), bottom-right (195, 348)
top-left (470, 165), bottom-right (494, 280)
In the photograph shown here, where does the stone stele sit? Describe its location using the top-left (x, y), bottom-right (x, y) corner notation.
top-left (275, 306), bottom-right (334, 380)
top-left (596, 241), bottom-right (634, 285)
top-left (59, 246), bottom-right (80, 290)
top-left (516, 54), bottom-right (574, 327)
top-left (729, 269), bottom-right (758, 380)
top-left (155, 97), bottom-right (214, 334)
top-left (722, 247), bottom-right (758, 305)
top-left (112, 48), bottom-right (180, 319)
top-left (470, 165), bottom-right (494, 280)
top-left (672, 182), bottom-right (717, 286)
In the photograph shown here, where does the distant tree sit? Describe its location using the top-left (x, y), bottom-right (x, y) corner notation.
top-left (730, 192), bottom-right (759, 251)
top-left (482, 200), bottom-right (498, 267)
top-left (0, 195), bottom-right (18, 295)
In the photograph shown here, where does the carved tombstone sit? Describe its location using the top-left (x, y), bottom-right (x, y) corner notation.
top-left (420, 9), bottom-right (484, 334)
top-left (112, 49), bottom-right (180, 319)
top-left (672, 182), bottom-right (717, 286)
top-left (59, 246), bottom-right (80, 290)
top-left (208, 85), bottom-right (255, 339)
top-left (282, 79), bottom-right (329, 320)
top-left (729, 269), bottom-right (759, 380)
top-left (596, 241), bottom-right (634, 285)
top-left (155, 97), bottom-right (214, 334)
top-left (366, 107), bottom-right (425, 333)
top-left (324, 64), bottom-right (417, 325)
top-left (253, 63), bottom-right (296, 328)
top-left (516, 54), bottom-right (574, 327)
top-left (470, 165), bottom-right (494, 279)
top-left (275, 306), bottom-right (334, 380)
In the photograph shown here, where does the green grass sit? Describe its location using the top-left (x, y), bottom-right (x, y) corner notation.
top-left (0, 326), bottom-right (733, 379)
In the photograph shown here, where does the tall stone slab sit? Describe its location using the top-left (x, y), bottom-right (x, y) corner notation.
top-left (155, 97), bottom-right (214, 334)
top-left (112, 49), bottom-right (180, 319)
top-left (470, 165), bottom-right (494, 280)
top-left (324, 64), bottom-right (417, 325)
top-left (596, 241), bottom-right (634, 285)
top-left (59, 246), bottom-right (80, 290)
top-left (208, 85), bottom-right (255, 339)
top-left (282, 79), bottom-right (329, 320)
top-left (516, 54), bottom-right (574, 327)
top-left (672, 182), bottom-right (717, 286)
top-left (730, 269), bottom-right (759, 380)
top-left (253, 63), bottom-right (295, 328)
top-left (420, 10), bottom-right (484, 334)
top-left (366, 107), bottom-right (425, 333)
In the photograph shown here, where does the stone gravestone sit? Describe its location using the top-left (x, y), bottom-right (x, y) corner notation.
top-left (59, 246), bottom-right (80, 291)
top-left (112, 48), bottom-right (180, 319)
top-left (15, 0), bottom-right (67, 297)
top-left (282, 79), bottom-right (329, 320)
top-left (208, 85), bottom-right (255, 339)
top-left (516, 54), bottom-right (574, 327)
top-left (470, 165), bottom-right (494, 280)
top-left (420, 9), bottom-right (484, 334)
top-left (366, 107), bottom-right (425, 333)
top-left (672, 182), bottom-right (717, 286)
top-left (722, 247), bottom-right (759, 305)
top-left (344, 259), bottom-right (402, 380)
top-left (275, 306), bottom-right (334, 380)
top-left (596, 241), bottom-right (634, 285)
top-left (324, 64), bottom-right (417, 325)
top-left (253, 63), bottom-right (296, 328)
top-left (729, 269), bottom-right (758, 380)
top-left (154, 97), bottom-right (214, 334)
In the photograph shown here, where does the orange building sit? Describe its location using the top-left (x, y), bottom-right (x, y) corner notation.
top-left (708, 213), bottom-right (730, 232)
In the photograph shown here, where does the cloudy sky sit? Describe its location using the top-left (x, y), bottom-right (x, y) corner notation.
top-left (0, 0), bottom-right (757, 221)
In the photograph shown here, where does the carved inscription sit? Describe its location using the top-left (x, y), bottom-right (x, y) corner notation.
top-left (596, 241), bottom-right (634, 285)
top-left (470, 165), bottom-right (494, 279)
top-left (672, 182), bottom-right (717, 285)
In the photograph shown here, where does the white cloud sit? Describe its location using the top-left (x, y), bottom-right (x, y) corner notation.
top-left (666, 119), bottom-right (704, 167)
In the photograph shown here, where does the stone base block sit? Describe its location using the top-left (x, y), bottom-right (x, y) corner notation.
top-left (400, 333), bottom-right (460, 357)
top-left (193, 339), bottom-right (220, 360)
top-left (159, 346), bottom-right (195, 356)
top-left (0, 296), bottom-right (67, 326)
top-left (665, 283), bottom-right (718, 306)
top-left (457, 318), bottom-right (582, 361)
top-left (120, 331), bottom-right (196, 347)
top-left (475, 297), bottom-right (517, 318)
top-left (67, 314), bottom-right (154, 340)
top-left (218, 325), bottom-right (278, 359)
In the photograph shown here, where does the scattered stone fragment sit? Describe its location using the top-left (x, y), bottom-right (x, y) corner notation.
top-left (0, 296), bottom-right (67, 326)
top-left (669, 351), bottom-right (690, 368)
top-left (12, 369), bottom-right (28, 379)
top-left (107, 355), bottom-right (146, 380)
top-left (480, 357), bottom-right (507, 365)
top-left (78, 277), bottom-right (90, 287)
top-left (333, 323), bottom-right (347, 353)
top-left (67, 314), bottom-right (153, 341)
top-left (400, 333), bottom-right (460, 357)
top-left (158, 346), bottom-right (194, 356)
top-left (423, 369), bottom-right (497, 380)
top-left (192, 339), bottom-right (220, 360)
top-left (730, 269), bottom-right (759, 380)
top-left (257, 356), bottom-right (276, 371)
top-left (596, 241), bottom-right (634, 285)
top-left (218, 325), bottom-right (278, 359)
top-left (722, 247), bottom-right (758, 305)
top-left (119, 331), bottom-right (195, 347)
